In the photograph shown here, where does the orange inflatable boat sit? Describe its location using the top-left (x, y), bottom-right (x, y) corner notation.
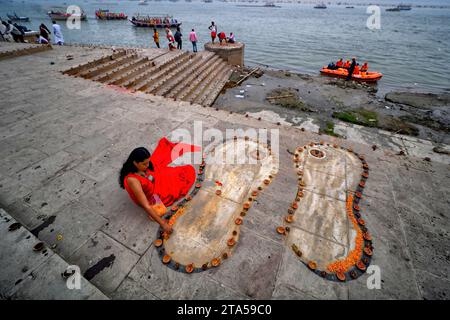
top-left (320, 67), bottom-right (383, 83)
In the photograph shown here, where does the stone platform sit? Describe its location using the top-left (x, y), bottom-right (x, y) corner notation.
top-left (0, 43), bottom-right (449, 300)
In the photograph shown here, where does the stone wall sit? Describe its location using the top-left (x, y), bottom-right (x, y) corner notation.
top-left (204, 42), bottom-right (244, 67)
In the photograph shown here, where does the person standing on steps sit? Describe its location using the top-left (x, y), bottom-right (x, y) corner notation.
top-left (208, 21), bottom-right (217, 43)
top-left (52, 20), bottom-right (64, 45)
top-left (174, 26), bottom-right (182, 50)
top-left (153, 28), bottom-right (160, 48)
top-left (189, 28), bottom-right (198, 52)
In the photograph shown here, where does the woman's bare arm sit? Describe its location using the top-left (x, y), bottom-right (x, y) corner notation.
top-left (126, 177), bottom-right (173, 233)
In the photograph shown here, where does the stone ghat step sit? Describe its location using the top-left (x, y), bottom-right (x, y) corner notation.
top-left (145, 52), bottom-right (206, 95)
top-left (121, 51), bottom-right (188, 89)
top-left (78, 53), bottom-right (138, 79)
top-left (194, 63), bottom-right (232, 106)
top-left (156, 51), bottom-right (216, 97)
top-left (202, 67), bottom-right (234, 107)
top-left (133, 52), bottom-right (193, 92)
top-left (106, 58), bottom-right (156, 85)
top-left (63, 50), bottom-right (128, 76)
top-left (175, 57), bottom-right (224, 101)
top-left (0, 44), bottom-right (52, 60)
top-left (92, 56), bottom-right (150, 83)
top-left (0, 208), bottom-right (108, 300)
top-left (186, 61), bottom-right (230, 104)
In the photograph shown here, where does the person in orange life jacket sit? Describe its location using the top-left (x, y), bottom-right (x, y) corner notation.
top-left (361, 62), bottom-right (369, 72)
top-left (336, 58), bottom-right (344, 68)
top-left (343, 60), bottom-right (351, 69)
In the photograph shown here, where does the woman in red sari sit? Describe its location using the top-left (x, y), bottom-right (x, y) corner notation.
top-left (119, 138), bottom-right (200, 233)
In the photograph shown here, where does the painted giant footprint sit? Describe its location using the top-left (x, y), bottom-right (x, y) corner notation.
top-left (278, 142), bottom-right (373, 282)
top-left (154, 137), bottom-right (279, 273)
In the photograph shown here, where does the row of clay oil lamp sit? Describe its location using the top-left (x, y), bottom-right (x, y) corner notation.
top-left (153, 155), bottom-right (207, 273)
top-left (154, 138), bottom-right (275, 273)
top-left (276, 142), bottom-right (374, 282)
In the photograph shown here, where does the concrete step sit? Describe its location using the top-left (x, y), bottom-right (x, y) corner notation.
top-left (186, 61), bottom-right (229, 104)
top-left (102, 59), bottom-right (155, 85)
top-left (176, 57), bottom-right (223, 101)
top-left (63, 50), bottom-right (127, 76)
top-left (156, 51), bottom-right (216, 97)
top-left (133, 52), bottom-right (192, 92)
top-left (202, 67), bottom-right (234, 107)
top-left (0, 44), bottom-right (52, 61)
top-left (79, 54), bottom-right (138, 79)
top-left (92, 56), bottom-right (150, 83)
top-left (146, 52), bottom-right (205, 95)
top-left (121, 51), bottom-right (188, 89)
top-left (0, 208), bottom-right (108, 300)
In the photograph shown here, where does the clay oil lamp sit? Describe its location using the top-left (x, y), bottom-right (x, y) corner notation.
top-left (232, 230), bottom-right (238, 236)
top-left (216, 190), bottom-right (222, 196)
top-left (355, 191), bottom-right (362, 199)
top-left (240, 211), bottom-right (246, 217)
top-left (364, 247), bottom-right (373, 256)
top-left (336, 272), bottom-right (346, 281)
top-left (251, 191), bottom-right (258, 197)
top-left (202, 264), bottom-right (208, 270)
top-left (227, 238), bottom-right (236, 247)
top-left (356, 261), bottom-right (367, 271)
top-left (288, 208), bottom-right (294, 215)
top-left (363, 232), bottom-right (372, 241)
top-left (185, 264), bottom-right (194, 273)
top-left (307, 261), bottom-right (317, 270)
top-left (353, 204), bottom-right (360, 211)
top-left (33, 242), bottom-right (44, 252)
top-left (235, 218), bottom-right (243, 225)
top-left (171, 206), bottom-right (179, 212)
top-left (285, 215), bottom-right (294, 223)
top-left (222, 252), bottom-right (229, 259)
top-left (362, 172), bottom-right (369, 178)
top-left (195, 183), bottom-right (202, 188)
top-left (154, 239), bottom-right (163, 247)
top-left (359, 181), bottom-right (365, 188)
top-left (185, 195), bottom-right (192, 201)
top-left (363, 163), bottom-right (369, 170)
top-left (291, 202), bottom-right (298, 210)
top-left (162, 255), bottom-right (171, 264)
top-left (243, 203), bottom-right (251, 210)
top-left (211, 258), bottom-right (221, 267)
top-left (276, 226), bottom-right (286, 235)
top-left (263, 179), bottom-right (270, 185)
top-left (350, 270), bottom-right (358, 279)
top-left (358, 218), bottom-right (365, 226)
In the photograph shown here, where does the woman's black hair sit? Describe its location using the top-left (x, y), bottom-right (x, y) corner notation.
top-left (119, 147), bottom-right (153, 189)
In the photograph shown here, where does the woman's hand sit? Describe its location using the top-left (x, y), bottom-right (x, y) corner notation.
top-left (162, 222), bottom-right (173, 234)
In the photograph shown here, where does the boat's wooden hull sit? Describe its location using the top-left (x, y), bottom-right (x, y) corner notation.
top-left (130, 20), bottom-right (181, 28)
top-left (48, 13), bottom-right (87, 21)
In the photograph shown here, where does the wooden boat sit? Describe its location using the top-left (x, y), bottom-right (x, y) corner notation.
top-left (320, 67), bottom-right (383, 83)
top-left (95, 9), bottom-right (128, 20)
top-left (314, 3), bottom-right (327, 9)
top-left (48, 10), bottom-right (87, 21)
top-left (130, 16), bottom-right (181, 28)
top-left (7, 13), bottom-right (30, 22)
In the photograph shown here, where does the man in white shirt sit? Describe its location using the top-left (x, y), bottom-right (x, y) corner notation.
top-left (52, 20), bottom-right (64, 45)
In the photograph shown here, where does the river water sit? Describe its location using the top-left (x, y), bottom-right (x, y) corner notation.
top-left (1, 0), bottom-right (449, 94)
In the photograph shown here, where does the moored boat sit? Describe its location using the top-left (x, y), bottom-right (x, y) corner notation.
top-left (7, 13), bottom-right (30, 22)
top-left (48, 10), bottom-right (87, 21)
top-left (130, 15), bottom-right (181, 28)
top-left (95, 9), bottom-right (128, 20)
top-left (314, 3), bottom-right (327, 9)
top-left (320, 67), bottom-right (383, 83)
